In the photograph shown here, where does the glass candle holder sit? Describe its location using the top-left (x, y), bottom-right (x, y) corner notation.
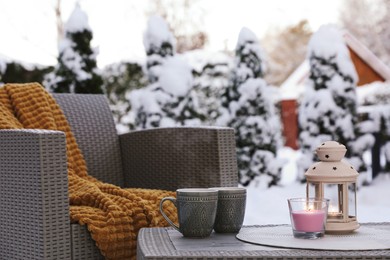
top-left (288, 198), bottom-right (329, 239)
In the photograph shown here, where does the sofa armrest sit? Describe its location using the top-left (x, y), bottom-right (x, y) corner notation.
top-left (0, 129), bottom-right (71, 260)
top-left (119, 127), bottom-right (238, 191)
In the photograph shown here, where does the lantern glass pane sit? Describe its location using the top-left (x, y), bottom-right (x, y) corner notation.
top-left (323, 184), bottom-right (343, 219)
top-left (348, 183), bottom-right (357, 218)
top-left (306, 182), bottom-right (321, 199)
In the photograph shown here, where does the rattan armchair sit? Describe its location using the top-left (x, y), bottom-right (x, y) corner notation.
top-left (0, 94), bottom-right (238, 260)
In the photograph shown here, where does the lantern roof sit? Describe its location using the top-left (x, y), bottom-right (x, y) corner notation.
top-left (305, 141), bottom-right (358, 182)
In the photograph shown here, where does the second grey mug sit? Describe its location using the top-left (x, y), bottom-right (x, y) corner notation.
top-left (211, 187), bottom-right (246, 233)
top-left (160, 188), bottom-right (218, 237)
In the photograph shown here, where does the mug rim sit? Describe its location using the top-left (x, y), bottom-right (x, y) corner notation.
top-left (209, 187), bottom-right (246, 191)
top-left (209, 187), bottom-right (246, 194)
top-left (177, 188), bottom-right (218, 193)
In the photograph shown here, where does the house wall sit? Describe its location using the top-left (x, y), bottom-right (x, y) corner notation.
top-left (348, 47), bottom-right (385, 86)
top-left (280, 99), bottom-right (298, 150)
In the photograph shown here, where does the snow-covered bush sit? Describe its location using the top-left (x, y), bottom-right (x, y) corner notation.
top-left (103, 61), bottom-right (147, 133)
top-left (44, 4), bottom-right (103, 94)
top-left (188, 50), bottom-right (232, 125)
top-left (222, 27), bottom-right (284, 187)
top-left (131, 16), bottom-right (194, 129)
top-left (143, 15), bottom-right (176, 84)
top-left (0, 60), bottom-right (53, 85)
top-left (298, 25), bottom-right (374, 180)
top-left (358, 81), bottom-right (390, 172)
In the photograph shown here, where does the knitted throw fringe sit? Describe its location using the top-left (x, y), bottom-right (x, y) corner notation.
top-left (0, 83), bottom-right (178, 260)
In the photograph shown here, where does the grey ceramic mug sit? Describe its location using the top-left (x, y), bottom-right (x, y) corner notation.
top-left (160, 188), bottom-right (218, 237)
top-left (211, 187), bottom-right (247, 233)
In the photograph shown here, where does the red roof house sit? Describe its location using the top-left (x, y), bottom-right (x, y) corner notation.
top-left (279, 31), bottom-right (390, 149)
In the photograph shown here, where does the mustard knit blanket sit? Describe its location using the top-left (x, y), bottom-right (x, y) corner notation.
top-left (0, 83), bottom-right (177, 260)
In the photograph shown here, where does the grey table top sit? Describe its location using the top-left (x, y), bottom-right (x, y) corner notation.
top-left (137, 223), bottom-right (390, 260)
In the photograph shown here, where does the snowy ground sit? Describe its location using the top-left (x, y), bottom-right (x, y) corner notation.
top-left (243, 147), bottom-right (390, 225)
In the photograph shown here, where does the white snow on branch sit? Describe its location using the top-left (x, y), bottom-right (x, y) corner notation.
top-left (308, 24), bottom-right (358, 83)
top-left (65, 4), bottom-right (91, 33)
top-left (143, 15), bottom-right (176, 52)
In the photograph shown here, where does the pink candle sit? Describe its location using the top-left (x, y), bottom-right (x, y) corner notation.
top-left (291, 210), bottom-right (325, 232)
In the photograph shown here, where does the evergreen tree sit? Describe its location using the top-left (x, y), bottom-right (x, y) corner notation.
top-left (191, 52), bottom-right (232, 125)
top-left (359, 81), bottom-right (390, 174)
top-left (0, 61), bottom-right (53, 85)
top-left (298, 25), bottom-right (374, 181)
top-left (131, 15), bottom-right (193, 129)
top-left (103, 61), bottom-right (147, 133)
top-left (222, 27), bottom-right (284, 187)
top-left (144, 15), bottom-right (176, 84)
top-left (44, 4), bottom-right (103, 94)
top-left (147, 0), bottom-right (208, 53)
top-left (222, 27), bottom-right (266, 108)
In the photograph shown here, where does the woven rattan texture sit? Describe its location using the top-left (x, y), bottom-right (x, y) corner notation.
top-left (54, 94), bottom-right (124, 187)
top-left (217, 128), bottom-right (239, 187)
top-left (0, 93), bottom-right (239, 259)
top-left (121, 127), bottom-right (238, 191)
top-left (137, 224), bottom-right (390, 260)
top-left (0, 130), bottom-right (71, 259)
top-left (70, 224), bottom-right (104, 260)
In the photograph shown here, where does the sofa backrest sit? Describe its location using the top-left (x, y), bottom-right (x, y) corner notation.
top-left (54, 94), bottom-right (124, 187)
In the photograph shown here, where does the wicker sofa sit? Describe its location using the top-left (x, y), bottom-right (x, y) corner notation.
top-left (0, 94), bottom-right (238, 260)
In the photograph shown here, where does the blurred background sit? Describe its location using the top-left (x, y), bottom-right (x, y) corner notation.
top-left (1, 0), bottom-right (390, 190)
top-left (3, 0), bottom-right (387, 87)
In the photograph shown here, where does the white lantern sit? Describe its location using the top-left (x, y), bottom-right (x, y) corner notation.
top-left (305, 141), bottom-right (359, 233)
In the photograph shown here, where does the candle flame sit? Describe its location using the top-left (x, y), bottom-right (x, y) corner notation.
top-left (328, 204), bottom-right (338, 214)
top-left (306, 206), bottom-right (314, 211)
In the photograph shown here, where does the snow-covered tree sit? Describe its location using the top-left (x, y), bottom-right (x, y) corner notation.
top-left (222, 27), bottom-right (284, 187)
top-left (0, 60), bottom-right (53, 85)
top-left (223, 27), bottom-right (266, 107)
top-left (44, 4), bottom-right (103, 94)
top-left (189, 51), bottom-right (232, 125)
top-left (103, 61), bottom-right (147, 133)
top-left (298, 25), bottom-right (374, 180)
top-left (147, 0), bottom-right (208, 53)
top-left (359, 81), bottom-right (390, 173)
top-left (131, 15), bottom-right (193, 129)
top-left (144, 15), bottom-right (176, 84)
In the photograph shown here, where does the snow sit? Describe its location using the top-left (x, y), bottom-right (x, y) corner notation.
top-left (184, 50), bottom-right (232, 73)
top-left (0, 59), bottom-right (6, 75)
top-left (143, 15), bottom-right (176, 53)
top-left (279, 60), bottom-right (309, 100)
top-left (357, 81), bottom-right (390, 105)
top-left (356, 81), bottom-right (390, 136)
top-left (307, 24), bottom-right (358, 83)
top-left (244, 147), bottom-right (390, 225)
top-left (65, 4), bottom-right (91, 33)
top-left (235, 27), bottom-right (266, 79)
top-left (129, 55), bottom-right (194, 128)
top-left (159, 56), bottom-right (192, 96)
top-left (237, 27), bottom-right (259, 48)
top-left (59, 40), bottom-right (92, 81)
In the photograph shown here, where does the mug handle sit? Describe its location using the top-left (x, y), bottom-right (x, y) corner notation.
top-left (160, 197), bottom-right (179, 232)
